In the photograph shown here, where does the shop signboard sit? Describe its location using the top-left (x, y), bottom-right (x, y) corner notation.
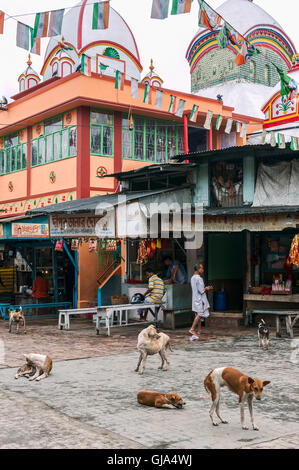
top-left (50, 211), bottom-right (115, 238)
top-left (12, 222), bottom-right (49, 238)
top-left (203, 213), bottom-right (297, 232)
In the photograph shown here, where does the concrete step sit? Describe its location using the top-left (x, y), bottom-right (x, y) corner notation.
top-left (206, 311), bottom-right (243, 328)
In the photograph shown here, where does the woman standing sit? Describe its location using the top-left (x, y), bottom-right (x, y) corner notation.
top-left (189, 264), bottom-right (213, 341)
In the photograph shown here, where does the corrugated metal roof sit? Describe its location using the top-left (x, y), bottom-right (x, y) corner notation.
top-left (202, 206), bottom-right (299, 216)
top-left (105, 163), bottom-right (195, 179)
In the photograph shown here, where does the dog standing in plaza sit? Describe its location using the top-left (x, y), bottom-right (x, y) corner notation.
top-left (8, 307), bottom-right (26, 334)
top-left (204, 367), bottom-right (270, 430)
top-left (258, 319), bottom-right (270, 349)
top-left (137, 390), bottom-right (185, 409)
top-left (135, 324), bottom-right (173, 375)
top-left (15, 354), bottom-right (52, 381)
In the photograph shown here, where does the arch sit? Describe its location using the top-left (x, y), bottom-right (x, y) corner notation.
top-left (103, 47), bottom-right (120, 59)
top-left (28, 78), bottom-right (38, 89)
top-left (19, 78), bottom-right (25, 92)
top-left (62, 61), bottom-right (72, 77)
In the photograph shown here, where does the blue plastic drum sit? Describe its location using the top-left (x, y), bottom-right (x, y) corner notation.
top-left (214, 292), bottom-right (228, 311)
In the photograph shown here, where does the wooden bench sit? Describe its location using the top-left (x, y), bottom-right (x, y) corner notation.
top-left (245, 309), bottom-right (299, 338)
top-left (163, 307), bottom-right (193, 330)
top-left (58, 307), bottom-right (98, 330)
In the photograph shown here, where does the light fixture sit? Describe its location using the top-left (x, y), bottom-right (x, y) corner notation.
top-left (0, 96), bottom-right (8, 111)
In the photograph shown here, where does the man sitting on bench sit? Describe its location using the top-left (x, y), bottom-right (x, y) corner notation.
top-left (137, 267), bottom-right (165, 322)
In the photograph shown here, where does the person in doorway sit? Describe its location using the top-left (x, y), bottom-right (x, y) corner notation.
top-left (32, 271), bottom-right (50, 302)
top-left (137, 267), bottom-right (165, 322)
top-left (189, 264), bottom-right (213, 341)
top-left (163, 256), bottom-right (187, 285)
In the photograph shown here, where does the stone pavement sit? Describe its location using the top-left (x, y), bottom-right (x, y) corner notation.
top-left (0, 331), bottom-right (298, 449)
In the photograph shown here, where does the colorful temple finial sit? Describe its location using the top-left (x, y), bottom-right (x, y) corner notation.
top-left (150, 58), bottom-right (154, 72)
top-left (27, 53), bottom-right (32, 67)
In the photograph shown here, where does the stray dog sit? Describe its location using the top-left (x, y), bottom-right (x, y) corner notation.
top-left (15, 354), bottom-right (52, 381)
top-left (258, 319), bottom-right (270, 349)
top-left (137, 390), bottom-right (185, 409)
top-left (8, 307), bottom-right (26, 334)
top-left (204, 367), bottom-right (270, 431)
top-left (135, 324), bottom-right (173, 375)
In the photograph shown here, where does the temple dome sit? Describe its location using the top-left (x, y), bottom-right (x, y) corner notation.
top-left (41, 1), bottom-right (142, 81)
top-left (18, 54), bottom-right (41, 92)
top-left (141, 60), bottom-right (163, 88)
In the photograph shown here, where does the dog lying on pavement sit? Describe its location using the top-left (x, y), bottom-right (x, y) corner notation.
top-left (135, 324), bottom-right (173, 375)
top-left (137, 390), bottom-right (185, 409)
top-left (8, 307), bottom-right (26, 334)
top-left (204, 367), bottom-right (270, 431)
top-left (15, 354), bottom-right (52, 381)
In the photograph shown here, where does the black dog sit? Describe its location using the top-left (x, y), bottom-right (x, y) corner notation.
top-left (258, 319), bottom-right (269, 349)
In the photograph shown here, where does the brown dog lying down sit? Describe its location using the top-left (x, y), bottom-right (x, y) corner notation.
top-left (137, 390), bottom-right (185, 409)
top-left (15, 354), bottom-right (52, 381)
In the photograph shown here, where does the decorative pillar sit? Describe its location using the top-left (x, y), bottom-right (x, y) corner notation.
top-left (183, 114), bottom-right (189, 154)
top-left (208, 127), bottom-right (213, 151)
top-left (114, 111), bottom-right (122, 191)
top-left (77, 106), bottom-right (90, 199)
top-left (26, 127), bottom-right (31, 198)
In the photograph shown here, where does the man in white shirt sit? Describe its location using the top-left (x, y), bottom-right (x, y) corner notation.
top-left (190, 264), bottom-right (213, 341)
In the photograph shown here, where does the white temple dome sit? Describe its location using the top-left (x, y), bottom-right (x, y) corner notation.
top-left (41, 1), bottom-right (142, 81)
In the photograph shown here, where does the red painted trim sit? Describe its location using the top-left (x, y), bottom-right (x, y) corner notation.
top-left (78, 0), bottom-right (88, 51)
top-left (263, 115), bottom-right (299, 129)
top-left (80, 40), bottom-right (142, 72)
top-left (113, 111), bottom-right (122, 192)
top-left (26, 127), bottom-right (31, 198)
top-left (0, 187), bottom-right (77, 205)
top-left (183, 114), bottom-right (189, 155)
top-left (209, 127), bottom-right (213, 151)
top-left (76, 106), bottom-right (90, 199)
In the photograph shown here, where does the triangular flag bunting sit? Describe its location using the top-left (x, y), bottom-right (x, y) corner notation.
top-left (225, 118), bottom-right (233, 134)
top-left (215, 114), bottom-right (223, 130)
top-left (189, 104), bottom-right (198, 122)
top-left (168, 95), bottom-right (176, 113)
top-left (143, 83), bottom-right (151, 103)
top-left (16, 22), bottom-right (31, 51)
top-left (81, 54), bottom-right (91, 76)
top-left (0, 11), bottom-right (5, 34)
top-left (270, 132), bottom-right (276, 147)
top-left (278, 133), bottom-right (286, 149)
top-left (155, 89), bottom-right (163, 108)
top-left (30, 29), bottom-right (41, 55)
top-left (151, 0), bottom-right (170, 19)
top-left (204, 110), bottom-right (213, 129)
top-left (175, 99), bottom-right (186, 117)
top-left (236, 121), bottom-right (241, 133)
top-left (261, 130), bottom-right (267, 145)
top-left (290, 136), bottom-right (298, 151)
top-left (34, 10), bottom-right (64, 38)
top-left (131, 78), bottom-right (138, 99)
top-left (115, 70), bottom-right (124, 90)
top-left (92, 1), bottom-right (110, 29)
top-left (240, 123), bottom-right (247, 139)
top-left (171, 0), bottom-right (192, 15)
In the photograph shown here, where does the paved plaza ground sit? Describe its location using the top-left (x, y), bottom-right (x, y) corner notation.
top-left (0, 318), bottom-right (298, 449)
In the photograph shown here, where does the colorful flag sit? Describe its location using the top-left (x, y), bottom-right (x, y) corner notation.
top-left (34, 12), bottom-right (49, 38)
top-left (226, 25), bottom-right (244, 47)
top-left (155, 89), bottom-right (163, 108)
top-left (48, 9), bottom-right (64, 36)
top-left (34, 10), bottom-right (64, 38)
top-left (189, 104), bottom-right (198, 122)
top-left (143, 83), bottom-right (150, 103)
top-left (204, 110), bottom-right (213, 130)
top-left (235, 42), bottom-right (249, 66)
top-left (225, 118), bottom-right (233, 134)
top-left (0, 11), bottom-right (5, 35)
top-left (171, 0), bottom-right (192, 15)
top-left (275, 66), bottom-right (298, 99)
top-left (240, 123), bottom-right (247, 139)
top-left (277, 133), bottom-right (286, 149)
top-left (175, 99), bottom-right (186, 117)
top-left (261, 130), bottom-right (267, 145)
top-left (215, 114), bottom-right (223, 130)
top-left (128, 109), bottom-right (134, 131)
top-left (99, 62), bottom-right (109, 73)
top-left (290, 136), bottom-right (298, 151)
top-left (30, 29), bottom-right (41, 55)
top-left (270, 132), bottom-right (276, 147)
top-left (81, 54), bottom-right (91, 76)
top-left (92, 1), bottom-right (110, 29)
top-left (151, 0), bottom-right (170, 19)
top-left (131, 78), bottom-right (138, 99)
top-left (236, 121), bottom-right (241, 133)
top-left (16, 22), bottom-right (31, 51)
top-left (115, 70), bottom-right (124, 90)
top-left (168, 95), bottom-right (176, 113)
top-left (198, 0), bottom-right (223, 31)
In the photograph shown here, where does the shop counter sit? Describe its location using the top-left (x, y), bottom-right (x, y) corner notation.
top-left (243, 293), bottom-right (299, 327)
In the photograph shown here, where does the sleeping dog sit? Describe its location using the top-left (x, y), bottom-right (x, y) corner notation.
top-left (258, 319), bottom-right (270, 349)
top-left (8, 307), bottom-right (26, 334)
top-left (15, 354), bottom-right (52, 381)
top-left (137, 390), bottom-right (185, 409)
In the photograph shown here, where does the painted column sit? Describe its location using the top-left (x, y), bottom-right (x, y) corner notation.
top-left (26, 127), bottom-right (31, 198)
top-left (243, 156), bottom-right (255, 205)
top-left (77, 106), bottom-right (90, 199)
top-left (114, 111), bottom-right (122, 191)
top-left (183, 114), bottom-right (189, 154)
top-left (208, 127), bottom-right (213, 151)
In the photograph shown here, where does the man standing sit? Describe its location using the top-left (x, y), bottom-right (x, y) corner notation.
top-left (138, 267), bottom-right (165, 322)
top-left (163, 256), bottom-right (187, 285)
top-left (189, 264), bottom-right (213, 341)
top-left (32, 271), bottom-right (50, 302)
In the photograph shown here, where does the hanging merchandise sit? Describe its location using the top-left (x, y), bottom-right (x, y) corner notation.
top-left (162, 239), bottom-right (168, 249)
top-left (71, 239), bottom-right (79, 251)
top-left (92, 1), bottom-right (110, 30)
top-left (175, 99), bottom-right (186, 117)
top-left (289, 235), bottom-right (299, 267)
top-left (151, 0), bottom-right (170, 19)
top-left (155, 89), bottom-right (163, 108)
top-left (115, 70), bottom-right (124, 90)
top-left (171, 0), bottom-right (192, 15)
top-left (106, 239), bottom-right (117, 251)
top-left (146, 240), bottom-right (151, 256)
top-left (137, 240), bottom-right (148, 265)
top-left (33, 9), bottom-right (64, 38)
top-left (151, 239), bottom-right (156, 253)
top-left (81, 54), bottom-right (91, 76)
top-left (131, 78), bottom-right (138, 99)
top-left (168, 95), bottom-right (176, 113)
top-left (215, 115), bottom-right (223, 131)
top-left (189, 104), bottom-right (198, 122)
top-left (0, 11), bottom-right (4, 34)
top-left (89, 239), bottom-right (97, 253)
top-left (156, 239), bottom-right (162, 249)
top-left (284, 255), bottom-right (293, 272)
top-left (204, 110), bottom-right (213, 130)
top-left (225, 118), bottom-right (233, 134)
top-left (55, 239), bottom-right (64, 252)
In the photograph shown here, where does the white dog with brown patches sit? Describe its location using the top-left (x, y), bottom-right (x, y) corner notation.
top-left (15, 354), bottom-right (52, 381)
top-left (204, 367), bottom-right (270, 431)
top-left (135, 325), bottom-right (173, 375)
top-left (8, 307), bottom-right (26, 334)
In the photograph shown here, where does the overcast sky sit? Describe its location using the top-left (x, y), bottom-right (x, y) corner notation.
top-left (0, 0), bottom-right (298, 99)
